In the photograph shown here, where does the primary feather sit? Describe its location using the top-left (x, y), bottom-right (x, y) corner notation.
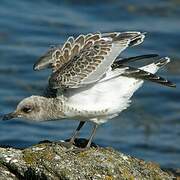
top-left (113, 56), bottom-right (176, 88)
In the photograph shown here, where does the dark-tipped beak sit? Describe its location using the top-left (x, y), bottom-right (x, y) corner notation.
top-left (2, 112), bottom-right (17, 121)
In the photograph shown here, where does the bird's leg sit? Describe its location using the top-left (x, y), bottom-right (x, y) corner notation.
top-left (65, 123), bottom-right (98, 152)
top-left (86, 124), bottom-right (98, 148)
top-left (58, 121), bottom-right (85, 149)
top-left (69, 121), bottom-right (85, 144)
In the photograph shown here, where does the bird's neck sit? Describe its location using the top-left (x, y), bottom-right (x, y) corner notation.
top-left (41, 96), bottom-right (66, 120)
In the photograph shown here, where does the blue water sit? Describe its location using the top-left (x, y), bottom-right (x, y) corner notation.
top-left (0, 0), bottom-right (180, 169)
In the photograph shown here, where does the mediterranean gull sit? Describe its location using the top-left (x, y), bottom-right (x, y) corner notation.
top-left (2, 32), bottom-right (176, 148)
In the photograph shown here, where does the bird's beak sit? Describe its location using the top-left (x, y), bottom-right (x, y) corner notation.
top-left (2, 112), bottom-right (18, 121)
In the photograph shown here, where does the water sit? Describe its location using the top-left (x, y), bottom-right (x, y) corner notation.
top-left (0, 0), bottom-right (179, 170)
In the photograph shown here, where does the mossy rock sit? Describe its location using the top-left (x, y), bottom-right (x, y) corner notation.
top-left (0, 139), bottom-right (176, 180)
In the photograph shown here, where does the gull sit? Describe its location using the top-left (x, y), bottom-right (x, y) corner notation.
top-left (2, 32), bottom-right (176, 148)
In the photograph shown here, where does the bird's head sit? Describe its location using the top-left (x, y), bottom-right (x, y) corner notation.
top-left (2, 96), bottom-right (53, 121)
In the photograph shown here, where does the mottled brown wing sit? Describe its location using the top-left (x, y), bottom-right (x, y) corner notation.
top-left (33, 37), bottom-right (74, 71)
top-left (49, 32), bottom-right (145, 89)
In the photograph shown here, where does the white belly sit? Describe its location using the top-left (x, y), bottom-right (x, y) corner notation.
top-left (64, 76), bottom-right (142, 118)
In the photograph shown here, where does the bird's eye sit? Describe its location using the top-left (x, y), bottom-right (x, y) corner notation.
top-left (22, 106), bottom-right (33, 113)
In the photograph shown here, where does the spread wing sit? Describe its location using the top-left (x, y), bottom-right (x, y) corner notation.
top-left (34, 31), bottom-right (146, 89)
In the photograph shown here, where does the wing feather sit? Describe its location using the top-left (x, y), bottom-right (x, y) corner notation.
top-left (49, 31), bottom-right (145, 89)
top-left (122, 65), bottom-right (175, 87)
top-left (112, 56), bottom-right (176, 88)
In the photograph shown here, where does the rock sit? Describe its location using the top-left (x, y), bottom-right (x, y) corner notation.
top-left (0, 139), bottom-right (176, 180)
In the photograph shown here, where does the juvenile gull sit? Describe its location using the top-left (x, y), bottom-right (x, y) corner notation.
top-left (2, 32), bottom-right (176, 148)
